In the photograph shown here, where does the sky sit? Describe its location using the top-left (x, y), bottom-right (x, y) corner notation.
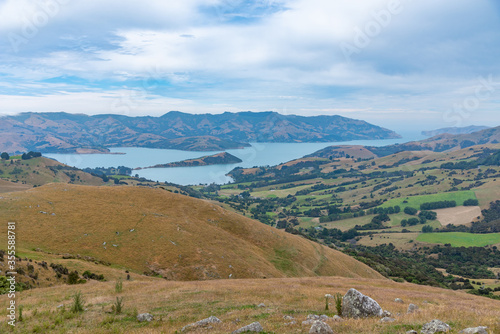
top-left (0, 0), bottom-right (500, 133)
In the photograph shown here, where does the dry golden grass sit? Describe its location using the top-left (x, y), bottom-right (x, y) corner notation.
top-left (0, 276), bottom-right (499, 333)
top-left (0, 179), bottom-right (31, 193)
top-left (434, 206), bottom-right (482, 226)
top-left (0, 184), bottom-right (382, 281)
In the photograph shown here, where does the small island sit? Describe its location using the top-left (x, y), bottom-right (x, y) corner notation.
top-left (136, 152), bottom-right (243, 169)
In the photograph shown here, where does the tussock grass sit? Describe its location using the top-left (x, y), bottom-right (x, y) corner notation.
top-left (0, 276), bottom-right (498, 333)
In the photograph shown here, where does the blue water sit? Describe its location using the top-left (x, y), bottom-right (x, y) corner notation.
top-left (45, 133), bottom-right (424, 185)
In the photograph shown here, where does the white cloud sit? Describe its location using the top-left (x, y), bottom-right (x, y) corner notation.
top-left (0, 0), bottom-right (499, 132)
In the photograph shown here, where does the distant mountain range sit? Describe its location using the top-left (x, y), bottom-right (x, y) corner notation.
top-left (0, 111), bottom-right (400, 153)
top-left (422, 125), bottom-right (490, 137)
top-left (308, 125), bottom-right (500, 159)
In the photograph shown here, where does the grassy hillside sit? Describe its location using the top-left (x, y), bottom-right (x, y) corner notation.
top-left (0, 184), bottom-right (382, 281)
top-left (0, 275), bottom-right (498, 333)
top-left (0, 156), bottom-right (105, 190)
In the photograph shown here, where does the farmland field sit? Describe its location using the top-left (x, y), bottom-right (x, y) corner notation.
top-left (416, 232), bottom-right (500, 247)
top-left (380, 191), bottom-right (477, 210)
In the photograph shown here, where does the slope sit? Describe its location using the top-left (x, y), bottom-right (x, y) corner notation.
top-left (0, 184), bottom-right (382, 281)
top-left (307, 125), bottom-right (500, 159)
top-left (0, 275), bottom-right (498, 333)
top-left (0, 111), bottom-right (400, 153)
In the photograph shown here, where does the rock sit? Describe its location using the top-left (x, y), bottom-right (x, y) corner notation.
top-left (406, 331), bottom-right (418, 334)
top-left (421, 319), bottom-right (451, 334)
top-left (332, 315), bottom-right (343, 321)
top-left (459, 327), bottom-right (488, 334)
top-left (285, 321), bottom-right (297, 326)
top-left (395, 298), bottom-right (404, 303)
top-left (341, 288), bottom-right (383, 318)
top-left (381, 317), bottom-right (396, 323)
top-left (257, 303), bottom-right (266, 308)
top-left (309, 320), bottom-right (334, 334)
top-left (232, 322), bottom-right (264, 333)
top-left (181, 316), bottom-right (222, 332)
top-left (407, 303), bottom-right (419, 314)
top-left (137, 313), bottom-right (153, 322)
top-left (283, 315), bottom-right (295, 320)
top-left (381, 310), bottom-right (392, 317)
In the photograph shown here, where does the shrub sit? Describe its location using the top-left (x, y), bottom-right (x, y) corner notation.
top-left (68, 271), bottom-right (79, 285)
top-left (419, 210), bottom-right (437, 220)
top-left (112, 297), bottom-right (124, 314)
top-left (404, 207), bottom-right (418, 215)
top-left (463, 199), bottom-right (479, 206)
top-left (333, 293), bottom-right (342, 316)
top-left (71, 291), bottom-right (85, 313)
top-left (115, 279), bottom-right (123, 293)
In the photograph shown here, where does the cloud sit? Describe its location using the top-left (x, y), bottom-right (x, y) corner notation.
top-left (0, 0), bottom-right (499, 132)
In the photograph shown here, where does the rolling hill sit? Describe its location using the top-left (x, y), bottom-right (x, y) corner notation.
top-left (308, 125), bottom-right (500, 159)
top-left (0, 156), bottom-right (105, 191)
top-left (0, 184), bottom-right (382, 281)
top-left (0, 111), bottom-right (400, 153)
top-left (422, 125), bottom-right (490, 137)
top-left (137, 152), bottom-right (242, 169)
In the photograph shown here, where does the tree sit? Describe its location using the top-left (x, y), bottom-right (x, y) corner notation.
top-left (404, 207), bottom-right (418, 215)
top-left (463, 199), bottom-right (479, 206)
top-left (422, 225), bottom-right (434, 233)
top-left (0, 152), bottom-right (9, 160)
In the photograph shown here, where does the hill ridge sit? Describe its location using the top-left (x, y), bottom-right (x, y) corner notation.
top-left (0, 111), bottom-right (400, 153)
top-left (0, 183), bottom-right (383, 281)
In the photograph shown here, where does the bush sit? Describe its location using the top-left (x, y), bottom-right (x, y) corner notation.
top-left (463, 199), bottom-right (479, 206)
top-left (333, 293), bottom-right (342, 316)
top-left (422, 225), bottom-right (434, 233)
top-left (112, 297), bottom-right (124, 314)
top-left (420, 200), bottom-right (456, 210)
top-left (68, 271), bottom-right (79, 285)
top-left (404, 207), bottom-right (418, 215)
top-left (407, 218), bottom-right (420, 226)
top-left (71, 291), bottom-right (85, 313)
top-left (115, 280), bottom-right (123, 293)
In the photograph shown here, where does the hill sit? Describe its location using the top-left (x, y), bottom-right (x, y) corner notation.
top-left (308, 125), bottom-right (500, 159)
top-left (0, 156), bottom-right (106, 191)
top-left (1, 275), bottom-right (499, 333)
top-left (137, 152), bottom-right (242, 169)
top-left (0, 184), bottom-right (382, 281)
top-left (422, 125), bottom-right (490, 137)
top-left (0, 111), bottom-right (400, 153)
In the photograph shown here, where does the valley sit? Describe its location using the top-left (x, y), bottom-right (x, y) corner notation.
top-left (0, 125), bottom-right (499, 333)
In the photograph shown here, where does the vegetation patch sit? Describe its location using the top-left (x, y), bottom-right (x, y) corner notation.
top-left (417, 232), bottom-right (500, 247)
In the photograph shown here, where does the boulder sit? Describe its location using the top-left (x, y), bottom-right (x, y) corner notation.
top-left (459, 327), bottom-right (488, 334)
top-left (303, 314), bottom-right (331, 325)
top-left (332, 315), bottom-right (343, 321)
top-left (395, 298), bottom-right (404, 303)
top-left (137, 313), bottom-right (153, 322)
top-left (407, 303), bottom-right (419, 314)
top-left (342, 288), bottom-right (383, 318)
top-left (380, 317), bottom-right (395, 323)
top-left (421, 319), bottom-right (451, 334)
top-left (232, 322), bottom-right (264, 333)
top-left (181, 316), bottom-right (221, 332)
top-left (309, 320), bottom-right (334, 334)
top-left (381, 310), bottom-right (392, 317)
top-left (406, 331), bottom-right (418, 334)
